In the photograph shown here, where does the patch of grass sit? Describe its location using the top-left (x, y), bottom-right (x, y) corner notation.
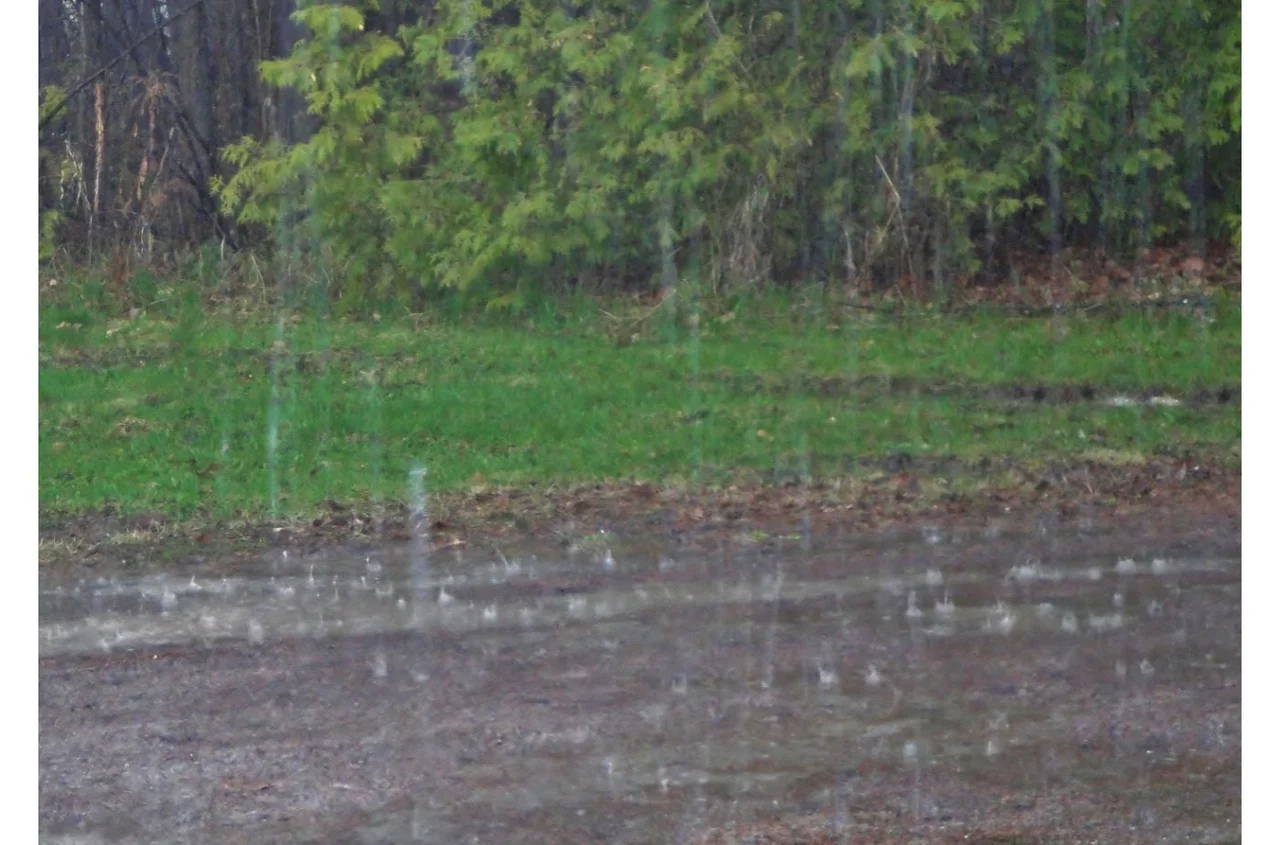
top-left (39, 299), bottom-right (1240, 524)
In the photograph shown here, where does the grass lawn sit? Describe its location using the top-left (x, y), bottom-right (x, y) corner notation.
top-left (38, 296), bottom-right (1241, 525)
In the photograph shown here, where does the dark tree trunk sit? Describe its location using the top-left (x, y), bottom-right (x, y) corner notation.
top-left (38, 0), bottom-right (69, 89)
top-left (270, 0), bottom-right (313, 144)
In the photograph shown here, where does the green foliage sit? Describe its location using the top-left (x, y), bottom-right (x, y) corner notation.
top-left (216, 0), bottom-right (1241, 307)
top-left (40, 210), bottom-right (62, 264)
top-left (39, 85), bottom-right (67, 126)
top-left (39, 86), bottom-right (72, 263)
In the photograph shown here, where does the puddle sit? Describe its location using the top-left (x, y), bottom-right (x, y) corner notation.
top-left (39, 515), bottom-right (1240, 844)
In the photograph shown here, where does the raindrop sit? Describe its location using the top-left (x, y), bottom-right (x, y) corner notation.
top-left (1087, 567), bottom-right (1103, 581)
top-left (372, 650), bottom-right (388, 679)
top-left (1151, 558), bottom-right (1173, 576)
top-left (925, 568), bottom-right (944, 587)
top-left (1061, 611), bottom-right (1079, 633)
top-left (437, 589), bottom-right (455, 606)
top-left (1139, 658), bottom-right (1155, 677)
top-left (602, 549), bottom-right (616, 571)
top-left (903, 741), bottom-right (918, 762)
top-left (1113, 591), bottom-right (1125, 610)
top-left (603, 758), bottom-right (617, 791)
top-left (1116, 557), bottom-right (1139, 576)
top-left (1115, 660), bottom-right (1128, 681)
top-left (247, 619), bottom-right (264, 645)
top-left (658, 556), bottom-right (676, 573)
top-left (934, 592), bottom-right (955, 619)
top-left (482, 604), bottom-right (498, 622)
top-left (817, 666), bottom-right (838, 689)
top-left (865, 665), bottom-right (883, 687)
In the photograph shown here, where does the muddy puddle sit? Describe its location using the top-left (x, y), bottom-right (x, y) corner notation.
top-left (39, 510), bottom-right (1240, 844)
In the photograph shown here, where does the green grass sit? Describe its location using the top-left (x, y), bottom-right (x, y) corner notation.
top-left (39, 297), bottom-right (1240, 523)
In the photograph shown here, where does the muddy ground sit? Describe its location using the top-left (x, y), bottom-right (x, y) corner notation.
top-left (39, 473), bottom-right (1240, 845)
top-left (38, 457), bottom-right (1239, 572)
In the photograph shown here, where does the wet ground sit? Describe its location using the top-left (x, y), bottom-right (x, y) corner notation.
top-left (40, 505), bottom-right (1240, 844)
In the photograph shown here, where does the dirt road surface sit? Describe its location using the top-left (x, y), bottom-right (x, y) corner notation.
top-left (40, 505), bottom-right (1240, 844)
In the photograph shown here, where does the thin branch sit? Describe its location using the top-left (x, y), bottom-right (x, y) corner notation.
top-left (875, 153), bottom-right (914, 281)
top-left (703, 2), bottom-right (751, 77)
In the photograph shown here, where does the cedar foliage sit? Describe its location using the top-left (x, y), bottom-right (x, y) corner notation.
top-left (45, 0), bottom-right (1241, 307)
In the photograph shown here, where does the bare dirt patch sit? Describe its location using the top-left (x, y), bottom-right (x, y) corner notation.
top-left (39, 458), bottom-right (1239, 577)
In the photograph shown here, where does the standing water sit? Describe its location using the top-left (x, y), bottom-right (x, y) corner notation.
top-left (38, 512), bottom-right (1239, 843)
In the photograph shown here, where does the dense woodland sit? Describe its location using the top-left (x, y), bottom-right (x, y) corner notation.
top-left (38, 0), bottom-right (1241, 309)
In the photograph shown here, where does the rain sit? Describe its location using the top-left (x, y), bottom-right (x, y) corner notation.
top-left (37, 0), bottom-right (1240, 843)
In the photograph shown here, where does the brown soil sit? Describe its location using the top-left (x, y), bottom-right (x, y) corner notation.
top-left (39, 458), bottom-right (1239, 576)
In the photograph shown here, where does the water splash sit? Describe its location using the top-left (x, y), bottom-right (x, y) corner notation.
top-left (985, 602), bottom-right (1016, 635)
top-left (905, 590), bottom-right (924, 621)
